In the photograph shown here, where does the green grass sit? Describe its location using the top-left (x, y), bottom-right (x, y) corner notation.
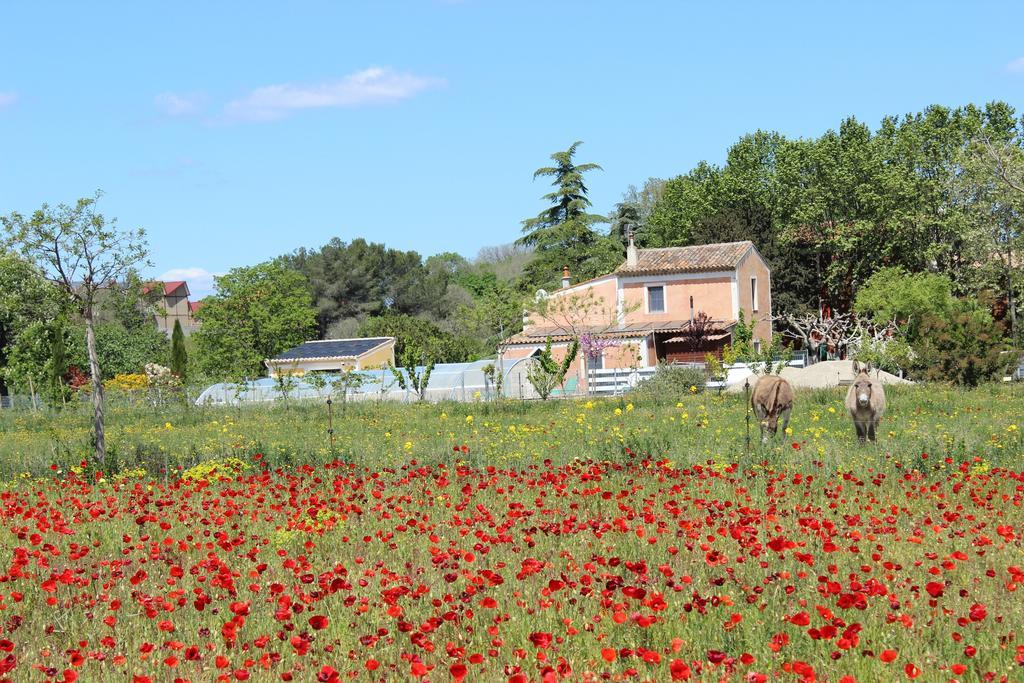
top-left (2, 383), bottom-right (1022, 479)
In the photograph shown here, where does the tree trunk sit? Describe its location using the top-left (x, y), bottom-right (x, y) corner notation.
top-left (85, 311), bottom-right (107, 466)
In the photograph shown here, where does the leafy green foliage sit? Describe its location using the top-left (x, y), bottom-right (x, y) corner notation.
top-left (721, 311), bottom-right (791, 375)
top-left (630, 363), bottom-right (707, 401)
top-left (526, 337), bottom-right (578, 400)
top-left (281, 238), bottom-right (459, 337)
top-left (646, 104), bottom-right (1023, 317)
top-left (911, 304), bottom-right (1008, 386)
top-left (358, 313), bottom-right (473, 364)
top-left (67, 322), bottom-right (168, 378)
top-left (854, 267), bottom-right (956, 341)
top-left (193, 261), bottom-right (317, 380)
top-left (0, 250), bottom-right (60, 391)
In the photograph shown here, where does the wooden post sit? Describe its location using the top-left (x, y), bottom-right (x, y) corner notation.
top-left (744, 378), bottom-right (751, 456)
top-left (27, 375), bottom-right (38, 412)
top-left (326, 397), bottom-right (335, 451)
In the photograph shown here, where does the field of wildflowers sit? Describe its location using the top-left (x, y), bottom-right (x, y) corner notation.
top-left (0, 384), bottom-right (1022, 681)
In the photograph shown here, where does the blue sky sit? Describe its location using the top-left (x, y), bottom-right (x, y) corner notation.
top-left (2, 1), bottom-right (1023, 296)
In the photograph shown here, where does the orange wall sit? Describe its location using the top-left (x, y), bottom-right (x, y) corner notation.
top-left (601, 342), bottom-right (643, 369)
top-left (622, 276), bottom-right (733, 325)
top-left (524, 277), bottom-right (619, 331)
top-left (735, 252), bottom-right (772, 342)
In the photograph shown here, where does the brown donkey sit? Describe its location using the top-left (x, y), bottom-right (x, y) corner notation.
top-left (845, 361), bottom-right (887, 443)
top-left (750, 375), bottom-right (794, 442)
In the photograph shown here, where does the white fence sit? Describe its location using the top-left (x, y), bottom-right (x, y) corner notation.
top-left (587, 358), bottom-right (808, 396)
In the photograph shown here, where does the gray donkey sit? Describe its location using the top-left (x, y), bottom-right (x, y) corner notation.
top-left (845, 361), bottom-right (886, 443)
top-left (751, 375), bottom-right (794, 443)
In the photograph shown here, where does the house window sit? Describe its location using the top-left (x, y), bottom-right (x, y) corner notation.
top-left (647, 285), bottom-right (665, 313)
top-left (753, 340), bottom-right (761, 353)
top-left (751, 277), bottom-right (759, 312)
top-left (591, 352), bottom-right (604, 370)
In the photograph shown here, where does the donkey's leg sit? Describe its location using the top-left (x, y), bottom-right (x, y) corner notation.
top-left (779, 408), bottom-right (792, 437)
top-left (753, 404), bottom-right (769, 444)
top-left (854, 421), bottom-right (867, 443)
top-left (867, 421), bottom-right (877, 443)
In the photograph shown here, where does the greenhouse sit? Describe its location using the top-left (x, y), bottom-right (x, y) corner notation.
top-left (193, 358), bottom-right (541, 406)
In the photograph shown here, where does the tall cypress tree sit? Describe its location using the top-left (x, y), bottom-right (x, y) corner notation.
top-left (170, 319), bottom-right (187, 381)
top-left (48, 324), bottom-right (68, 408)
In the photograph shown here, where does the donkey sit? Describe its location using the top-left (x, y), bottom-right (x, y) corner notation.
top-left (845, 361), bottom-right (886, 443)
top-left (750, 375), bottom-right (795, 443)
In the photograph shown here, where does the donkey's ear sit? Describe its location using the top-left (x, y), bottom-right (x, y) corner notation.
top-left (852, 359), bottom-right (860, 374)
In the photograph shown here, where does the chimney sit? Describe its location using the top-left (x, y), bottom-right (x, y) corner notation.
top-left (561, 266), bottom-right (571, 289)
top-left (626, 230), bottom-right (639, 268)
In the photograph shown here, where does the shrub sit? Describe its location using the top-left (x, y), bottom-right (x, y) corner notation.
top-left (631, 363), bottom-right (707, 401)
top-left (911, 305), bottom-right (1007, 386)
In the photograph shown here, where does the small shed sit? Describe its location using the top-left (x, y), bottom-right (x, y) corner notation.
top-left (265, 337), bottom-right (396, 377)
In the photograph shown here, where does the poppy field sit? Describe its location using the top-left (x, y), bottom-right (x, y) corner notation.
top-left (0, 385), bottom-right (1023, 681)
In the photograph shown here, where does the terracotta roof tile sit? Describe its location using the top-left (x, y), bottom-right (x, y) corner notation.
top-left (617, 241), bottom-right (754, 275)
top-left (143, 280), bottom-right (189, 296)
top-left (504, 319), bottom-right (736, 345)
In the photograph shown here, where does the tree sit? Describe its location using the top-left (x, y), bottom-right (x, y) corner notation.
top-left (2, 193), bottom-right (149, 465)
top-left (47, 322), bottom-right (69, 407)
top-left (608, 178), bottom-right (665, 248)
top-left (0, 250), bottom-right (59, 397)
top-left (457, 283), bottom-right (524, 356)
top-left (170, 319), bottom-right (187, 381)
top-left (517, 141), bottom-right (620, 287)
top-left (281, 238), bottom-right (452, 337)
top-left (854, 267), bottom-right (956, 342)
top-left (358, 313), bottom-right (473, 364)
top-left (912, 302), bottom-right (1007, 386)
top-left (526, 337), bottom-right (579, 400)
top-left (389, 347), bottom-right (435, 401)
top-left (771, 311), bottom-right (897, 362)
top-left (643, 103), bottom-right (1017, 317)
top-left (955, 115), bottom-right (1024, 343)
top-left (193, 261), bottom-right (317, 379)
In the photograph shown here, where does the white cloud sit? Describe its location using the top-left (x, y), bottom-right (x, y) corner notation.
top-left (155, 92), bottom-right (208, 117)
top-left (223, 67), bottom-right (444, 122)
top-left (158, 267), bottom-right (221, 298)
top-left (1006, 57), bottom-right (1024, 74)
top-left (0, 92), bottom-right (18, 109)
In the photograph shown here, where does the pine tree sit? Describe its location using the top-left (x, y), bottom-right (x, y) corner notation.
top-left (170, 319), bottom-right (188, 381)
top-left (517, 142), bottom-right (619, 286)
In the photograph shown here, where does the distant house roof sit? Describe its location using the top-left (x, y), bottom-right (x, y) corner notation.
top-left (188, 300), bottom-right (205, 314)
top-left (143, 280), bottom-right (189, 297)
top-left (268, 337), bottom-right (395, 363)
top-left (505, 320), bottom-right (736, 345)
top-left (616, 241), bottom-right (755, 276)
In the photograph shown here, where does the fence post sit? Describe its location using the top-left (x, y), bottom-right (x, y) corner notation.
top-left (326, 397), bottom-right (335, 451)
top-left (744, 378), bottom-right (751, 456)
